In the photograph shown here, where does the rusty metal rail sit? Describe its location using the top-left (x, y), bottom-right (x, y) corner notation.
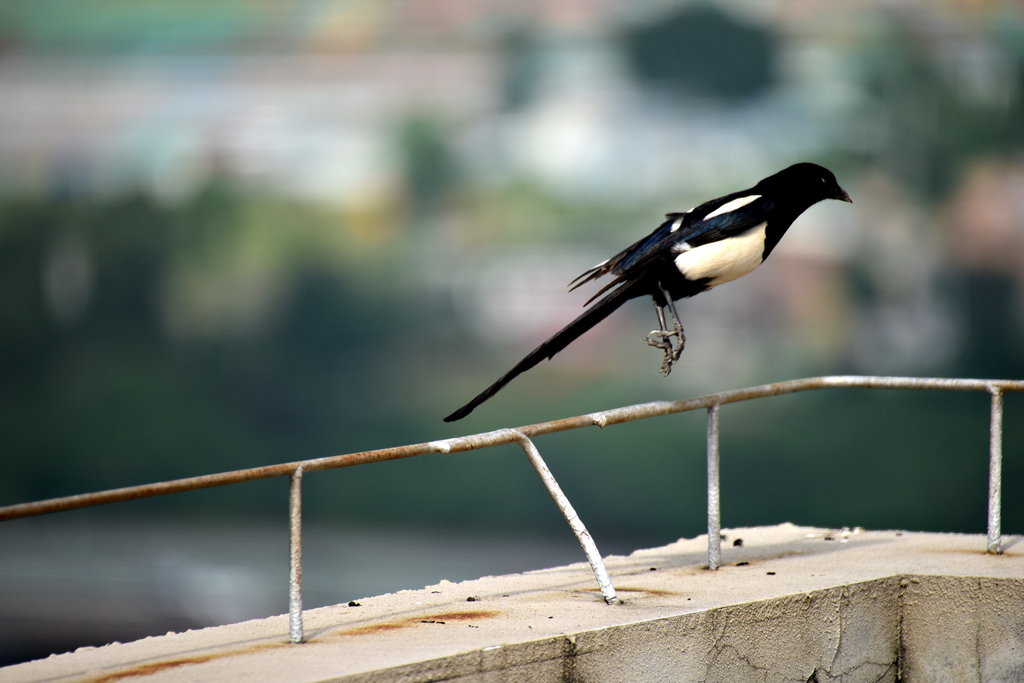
top-left (1, 375), bottom-right (1020, 644)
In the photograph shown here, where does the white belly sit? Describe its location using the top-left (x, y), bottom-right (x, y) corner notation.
top-left (673, 222), bottom-right (768, 288)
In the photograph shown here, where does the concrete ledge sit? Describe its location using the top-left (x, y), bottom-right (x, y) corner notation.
top-left (4, 524), bottom-right (1023, 682)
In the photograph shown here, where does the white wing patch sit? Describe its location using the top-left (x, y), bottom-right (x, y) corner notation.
top-left (674, 222), bottom-right (768, 287)
top-left (669, 216), bottom-right (684, 233)
top-left (704, 194), bottom-right (761, 220)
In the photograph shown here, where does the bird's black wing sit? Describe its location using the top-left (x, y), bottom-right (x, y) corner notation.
top-left (568, 190), bottom-right (767, 294)
top-left (568, 213), bottom-right (692, 293)
top-left (677, 195), bottom-right (775, 248)
top-left (578, 194), bottom-right (775, 304)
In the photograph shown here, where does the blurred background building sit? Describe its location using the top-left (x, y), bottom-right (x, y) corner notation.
top-left (1, 0), bottom-right (1023, 665)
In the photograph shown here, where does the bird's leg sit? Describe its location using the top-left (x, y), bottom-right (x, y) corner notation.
top-left (663, 295), bottom-right (686, 371)
top-left (643, 290), bottom-right (685, 375)
top-left (643, 299), bottom-right (672, 351)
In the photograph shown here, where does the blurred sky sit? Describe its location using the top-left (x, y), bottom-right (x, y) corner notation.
top-left (3, 0), bottom-right (1024, 665)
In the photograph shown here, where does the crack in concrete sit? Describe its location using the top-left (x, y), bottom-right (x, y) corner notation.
top-left (975, 577), bottom-right (983, 683)
top-left (842, 659), bottom-right (899, 683)
top-left (560, 634), bottom-right (578, 683)
top-left (708, 643), bottom-right (770, 683)
top-left (873, 659), bottom-right (899, 683)
top-left (897, 575), bottom-right (907, 683)
top-left (705, 612), bottom-right (753, 682)
top-left (827, 586), bottom-right (846, 676)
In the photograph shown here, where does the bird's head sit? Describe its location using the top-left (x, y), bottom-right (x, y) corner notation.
top-left (756, 162), bottom-right (852, 206)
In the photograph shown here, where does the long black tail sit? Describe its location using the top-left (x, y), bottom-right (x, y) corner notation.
top-left (444, 281), bottom-right (644, 422)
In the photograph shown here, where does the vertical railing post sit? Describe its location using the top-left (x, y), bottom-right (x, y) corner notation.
top-left (289, 465), bottom-right (305, 643)
top-left (707, 403), bottom-right (722, 570)
top-left (987, 386), bottom-right (1003, 554)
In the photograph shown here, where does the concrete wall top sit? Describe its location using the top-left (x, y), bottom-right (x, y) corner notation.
top-left (4, 524), bottom-right (1023, 683)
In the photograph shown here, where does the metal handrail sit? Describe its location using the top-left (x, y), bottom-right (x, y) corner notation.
top-left (1, 375), bottom-right (1020, 644)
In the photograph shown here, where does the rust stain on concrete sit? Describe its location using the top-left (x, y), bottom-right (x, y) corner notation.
top-left (332, 610), bottom-right (497, 637)
top-left (86, 643), bottom-right (283, 683)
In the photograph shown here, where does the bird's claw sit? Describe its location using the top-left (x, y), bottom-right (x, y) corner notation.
top-left (643, 326), bottom-right (685, 376)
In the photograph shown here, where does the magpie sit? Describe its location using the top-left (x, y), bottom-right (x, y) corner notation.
top-left (444, 162), bottom-right (851, 422)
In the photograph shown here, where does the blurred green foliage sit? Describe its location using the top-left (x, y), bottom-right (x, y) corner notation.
top-left (623, 5), bottom-right (778, 103)
top-left (0, 0), bottom-right (277, 55)
top-left (856, 15), bottom-right (1024, 200)
top-left (0, 184), bottom-right (1021, 549)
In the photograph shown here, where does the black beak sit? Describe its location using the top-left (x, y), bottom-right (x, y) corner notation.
top-left (833, 187), bottom-right (852, 203)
